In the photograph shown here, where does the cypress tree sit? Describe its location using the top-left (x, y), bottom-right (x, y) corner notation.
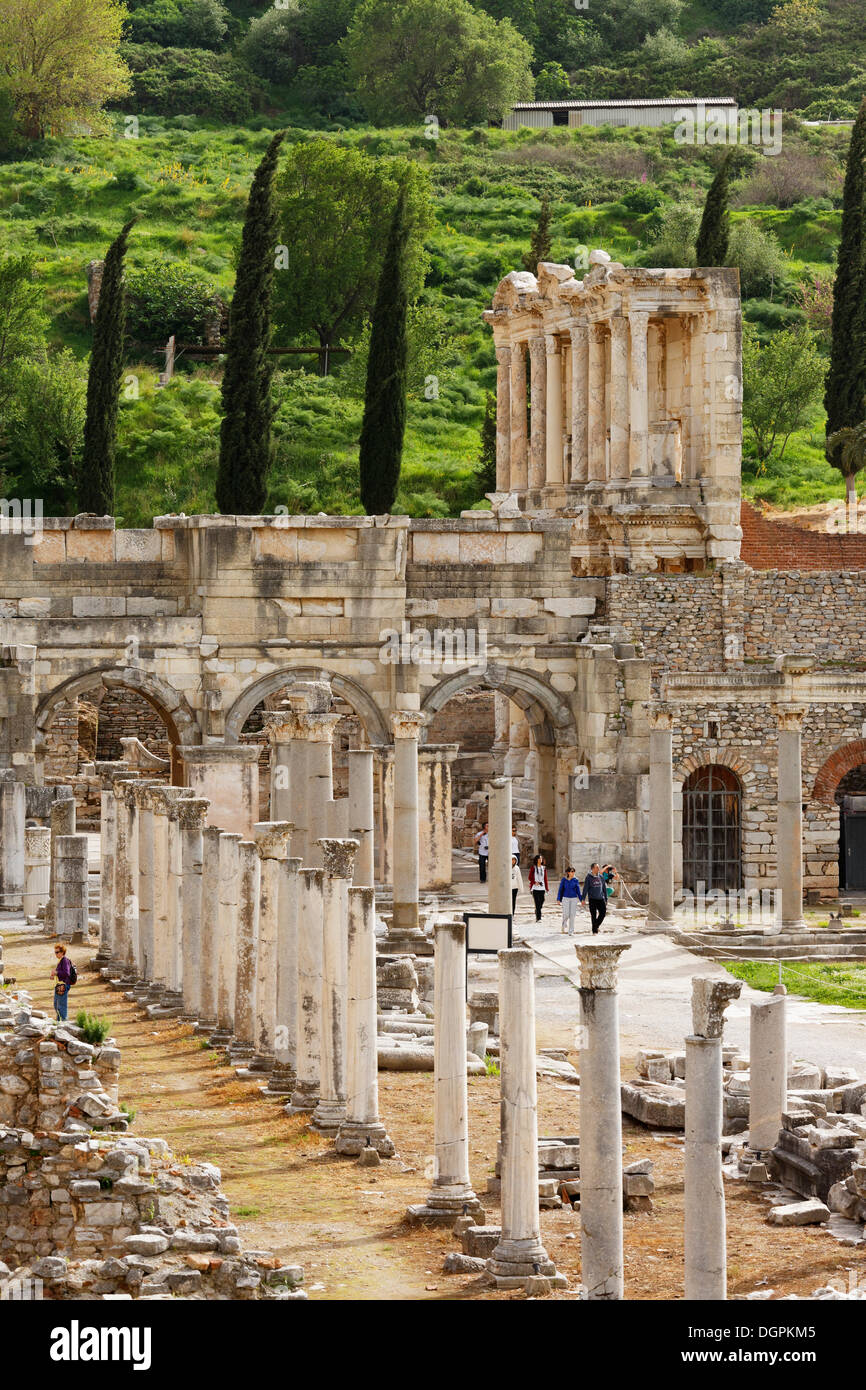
top-left (522, 197), bottom-right (552, 273)
top-left (359, 188), bottom-right (409, 515)
top-left (216, 130), bottom-right (285, 515)
top-left (79, 219), bottom-right (135, 516)
top-left (477, 390), bottom-right (497, 493)
top-left (825, 97), bottom-right (866, 455)
top-left (695, 151), bottom-right (732, 267)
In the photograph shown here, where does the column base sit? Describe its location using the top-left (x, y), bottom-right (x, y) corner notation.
top-left (310, 1099), bottom-right (347, 1135)
top-left (227, 1041), bottom-right (255, 1066)
top-left (261, 1064), bottom-right (296, 1097)
top-left (334, 1121), bottom-right (395, 1158)
top-left (208, 1026), bottom-right (233, 1048)
top-left (193, 1017), bottom-right (217, 1035)
top-left (390, 902), bottom-right (420, 933)
top-left (286, 1081), bottom-right (319, 1114)
top-left (485, 1237), bottom-right (561, 1286)
top-left (406, 1185), bottom-right (484, 1226)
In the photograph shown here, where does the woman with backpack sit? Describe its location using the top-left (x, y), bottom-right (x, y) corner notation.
top-left (528, 853), bottom-right (549, 922)
top-left (51, 943), bottom-right (76, 1022)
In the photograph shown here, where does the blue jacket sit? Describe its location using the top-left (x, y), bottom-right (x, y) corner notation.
top-left (557, 876), bottom-right (582, 902)
top-left (583, 873), bottom-right (607, 901)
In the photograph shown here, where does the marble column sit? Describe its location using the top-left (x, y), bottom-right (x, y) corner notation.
top-left (119, 784), bottom-right (139, 980)
top-left (162, 791), bottom-right (188, 1011)
top-left (628, 310), bottom-right (650, 478)
top-left (263, 711), bottom-right (294, 823)
top-left (198, 826), bottom-right (222, 1032)
top-left (47, 794), bottom-right (76, 933)
top-left (0, 779), bottom-right (26, 911)
top-left (776, 707), bottom-right (806, 930)
top-left (148, 787), bottom-right (188, 1011)
top-left (569, 323), bottom-right (589, 484)
top-left (231, 839), bottom-right (260, 1061)
top-left (390, 710), bottom-right (425, 939)
top-left (495, 343), bottom-right (512, 492)
top-left (509, 340), bottom-right (528, 492)
top-left (335, 885), bottom-right (395, 1156)
top-left (348, 749), bottom-right (375, 888)
top-left (110, 778), bottom-right (136, 976)
top-left (264, 854), bottom-right (302, 1094)
top-left (487, 946), bottom-right (566, 1288)
top-left (487, 776), bottom-right (512, 918)
top-left (609, 316), bottom-right (630, 482)
top-left (134, 783), bottom-right (156, 985)
top-left (250, 821), bottom-right (293, 1074)
top-left (648, 704), bottom-right (675, 926)
top-left (95, 763), bottom-right (127, 966)
top-left (545, 334), bottom-right (563, 487)
top-left (287, 867), bottom-right (324, 1113)
top-left (685, 977), bottom-right (742, 1301)
top-left (291, 699), bottom-right (339, 869)
top-left (575, 941), bottom-right (630, 1299)
top-left (23, 826), bottom-right (51, 919)
top-left (179, 797), bottom-right (210, 1020)
top-left (407, 919), bottom-right (483, 1223)
top-left (587, 322), bottom-right (607, 482)
top-left (749, 986), bottom-right (787, 1153)
top-left (55, 835), bottom-right (89, 944)
top-left (311, 837), bottom-right (358, 1135)
top-left (374, 747), bottom-right (394, 887)
top-left (180, 744), bottom-right (260, 839)
top-left (212, 831), bottom-right (241, 1045)
top-left (528, 335), bottom-right (547, 491)
top-left (688, 313), bottom-right (706, 479)
top-left (418, 743), bottom-right (458, 892)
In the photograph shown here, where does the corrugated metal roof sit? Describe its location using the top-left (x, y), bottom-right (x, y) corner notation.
top-left (511, 98), bottom-right (737, 110)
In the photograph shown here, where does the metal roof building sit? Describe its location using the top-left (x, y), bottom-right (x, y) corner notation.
top-left (503, 98), bottom-right (737, 131)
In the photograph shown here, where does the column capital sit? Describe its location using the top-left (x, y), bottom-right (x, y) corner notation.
top-left (628, 308), bottom-right (650, 333)
top-left (285, 679), bottom-right (333, 715)
top-left (569, 321), bottom-right (588, 347)
top-left (261, 710), bottom-right (302, 744)
top-left (610, 316), bottom-right (629, 341)
top-left (296, 711), bottom-right (342, 743)
top-left (495, 343), bottom-right (512, 365)
top-left (391, 711), bottom-right (426, 741)
top-left (177, 797), bottom-right (210, 831)
top-left (774, 704), bottom-right (807, 731)
top-left (574, 941), bottom-right (629, 990)
top-left (544, 333), bottom-right (561, 355)
top-left (588, 320), bottom-right (606, 341)
top-left (528, 334), bottom-right (546, 359)
top-left (433, 917), bottom-right (466, 948)
top-left (149, 786), bottom-right (192, 817)
top-left (318, 837), bottom-right (359, 878)
top-left (691, 977), bottom-right (742, 1039)
top-left (96, 761), bottom-right (129, 790)
top-left (646, 702), bottom-right (676, 731)
top-left (254, 820), bottom-right (293, 859)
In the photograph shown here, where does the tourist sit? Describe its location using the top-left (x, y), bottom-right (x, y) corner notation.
top-left (51, 942), bottom-right (74, 1022)
top-left (474, 821), bottom-right (489, 882)
top-left (582, 862), bottom-right (608, 934)
top-left (510, 855), bottom-right (523, 915)
top-left (557, 866), bottom-right (582, 935)
top-left (511, 827), bottom-right (520, 863)
top-left (529, 853), bottom-right (549, 921)
top-left (602, 863), bottom-right (619, 899)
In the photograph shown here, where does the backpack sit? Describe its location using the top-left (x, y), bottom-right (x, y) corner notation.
top-left (68, 962), bottom-right (78, 986)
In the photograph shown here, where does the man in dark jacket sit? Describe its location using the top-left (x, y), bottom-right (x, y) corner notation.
top-left (582, 863), bottom-right (608, 935)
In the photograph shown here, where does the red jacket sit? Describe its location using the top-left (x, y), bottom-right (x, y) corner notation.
top-left (529, 865), bottom-right (549, 892)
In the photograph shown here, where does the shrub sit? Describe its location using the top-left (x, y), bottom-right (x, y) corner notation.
top-left (726, 219), bottom-right (786, 298)
top-left (75, 1010), bottom-right (112, 1045)
top-left (119, 44), bottom-right (257, 121)
top-left (239, 4), bottom-right (304, 85)
top-left (125, 0), bottom-right (229, 49)
top-left (125, 260), bottom-right (217, 343)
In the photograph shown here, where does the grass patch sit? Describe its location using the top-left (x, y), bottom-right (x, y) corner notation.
top-left (75, 1009), bottom-right (112, 1045)
top-left (234, 1205), bottom-right (261, 1218)
top-left (725, 960), bottom-right (866, 1010)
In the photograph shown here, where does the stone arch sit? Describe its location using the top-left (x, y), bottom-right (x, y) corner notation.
top-left (35, 666), bottom-right (200, 785)
top-left (674, 747), bottom-right (758, 792)
top-left (223, 666), bottom-right (390, 747)
top-left (419, 663), bottom-right (576, 749)
top-left (813, 739), bottom-right (866, 806)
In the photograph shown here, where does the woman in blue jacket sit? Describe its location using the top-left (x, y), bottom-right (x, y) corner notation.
top-left (556, 866), bottom-right (582, 935)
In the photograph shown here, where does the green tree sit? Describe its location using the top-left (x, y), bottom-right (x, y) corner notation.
top-left (343, 0), bottom-right (534, 125)
top-left (476, 391), bottom-right (497, 495)
top-left (272, 141), bottom-right (433, 373)
top-left (695, 152), bottom-right (733, 267)
top-left (725, 219), bottom-right (785, 298)
top-left (826, 422), bottom-right (866, 509)
top-left (0, 253), bottom-right (47, 408)
top-left (522, 197), bottom-right (553, 273)
top-left (534, 62), bottom-right (570, 100)
top-left (125, 260), bottom-right (217, 344)
top-left (1, 350), bottom-right (86, 513)
top-left (80, 220), bottom-right (135, 516)
top-left (359, 190), bottom-right (409, 515)
top-left (742, 322), bottom-right (823, 464)
top-left (643, 200), bottom-right (701, 268)
top-left (0, 0), bottom-right (130, 139)
top-left (825, 97), bottom-right (866, 462)
top-left (216, 131), bottom-right (284, 517)
top-left (125, 0), bottom-right (229, 48)
top-left (239, 3), bottom-right (305, 83)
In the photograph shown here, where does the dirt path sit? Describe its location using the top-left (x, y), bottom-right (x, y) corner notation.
top-left (5, 921), bottom-right (866, 1301)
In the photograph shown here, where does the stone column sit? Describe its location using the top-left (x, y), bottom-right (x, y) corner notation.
top-left (648, 704), bottom-right (675, 927)
top-left (685, 977), bottom-right (742, 1301)
top-left (250, 821), bottom-right (293, 1074)
top-left (23, 826), bottom-right (51, 919)
top-left (776, 707), bottom-right (806, 930)
top-left (119, 783), bottom-right (139, 980)
top-left (146, 791), bottom-right (169, 1002)
top-left (688, 313), bottom-right (706, 479)
top-left (212, 831), bottom-right (241, 1045)
top-left (162, 791), bottom-right (188, 1011)
top-left (487, 946), bottom-right (566, 1288)
top-left (288, 867), bottom-right (324, 1113)
top-left (569, 323), bottom-right (589, 484)
top-left (231, 839), bottom-right (260, 1061)
top-left (528, 335), bottom-right (547, 491)
top-left (609, 316), bottom-right (630, 482)
top-left (374, 747), bottom-right (393, 886)
top-left (495, 343), bottom-right (512, 492)
top-left (55, 835), bottom-right (89, 943)
top-left (336, 885), bottom-right (395, 1156)
top-left (286, 686), bottom-right (339, 869)
top-left (587, 322), bottom-right (607, 482)
top-left (312, 838), bottom-right (358, 1135)
top-left (265, 854), bottom-right (302, 1095)
top-left (148, 787), bottom-right (188, 1012)
top-left (110, 778), bottom-right (135, 975)
top-left (749, 986), bottom-right (787, 1153)
top-left (487, 776), bottom-right (512, 917)
top-left (509, 341), bottom-right (528, 492)
top-left (263, 711), bottom-right (294, 823)
top-left (134, 783), bottom-right (156, 985)
top-left (48, 794), bottom-right (76, 933)
top-left (179, 798), bottom-right (210, 1020)
top-left (544, 334), bottom-right (563, 487)
top-left (0, 780), bottom-right (26, 911)
top-left (95, 763), bottom-right (127, 966)
top-left (180, 744), bottom-right (260, 839)
top-left (418, 744), bottom-right (458, 892)
top-left (407, 919), bottom-right (483, 1223)
top-left (628, 310), bottom-right (650, 478)
top-left (348, 749), bottom-right (375, 888)
top-left (390, 710), bottom-right (425, 940)
top-left (575, 941), bottom-right (630, 1299)
top-left (198, 826), bottom-right (222, 1032)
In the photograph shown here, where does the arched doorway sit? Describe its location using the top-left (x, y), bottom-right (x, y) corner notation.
top-left (837, 762), bottom-right (866, 890)
top-left (682, 764), bottom-right (743, 893)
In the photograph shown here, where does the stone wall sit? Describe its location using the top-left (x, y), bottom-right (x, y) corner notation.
top-left (741, 501), bottom-right (866, 571)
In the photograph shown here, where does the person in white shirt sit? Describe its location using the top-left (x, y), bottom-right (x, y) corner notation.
top-left (528, 853), bottom-right (549, 922)
top-left (511, 856), bottom-right (523, 914)
top-left (474, 822), bottom-right (489, 882)
top-left (511, 828), bottom-right (520, 861)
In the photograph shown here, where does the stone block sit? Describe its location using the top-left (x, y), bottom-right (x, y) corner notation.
top-left (767, 1199), bottom-right (830, 1227)
top-left (461, 1226), bottom-right (501, 1258)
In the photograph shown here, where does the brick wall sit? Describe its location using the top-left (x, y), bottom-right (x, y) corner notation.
top-left (741, 501), bottom-right (866, 570)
